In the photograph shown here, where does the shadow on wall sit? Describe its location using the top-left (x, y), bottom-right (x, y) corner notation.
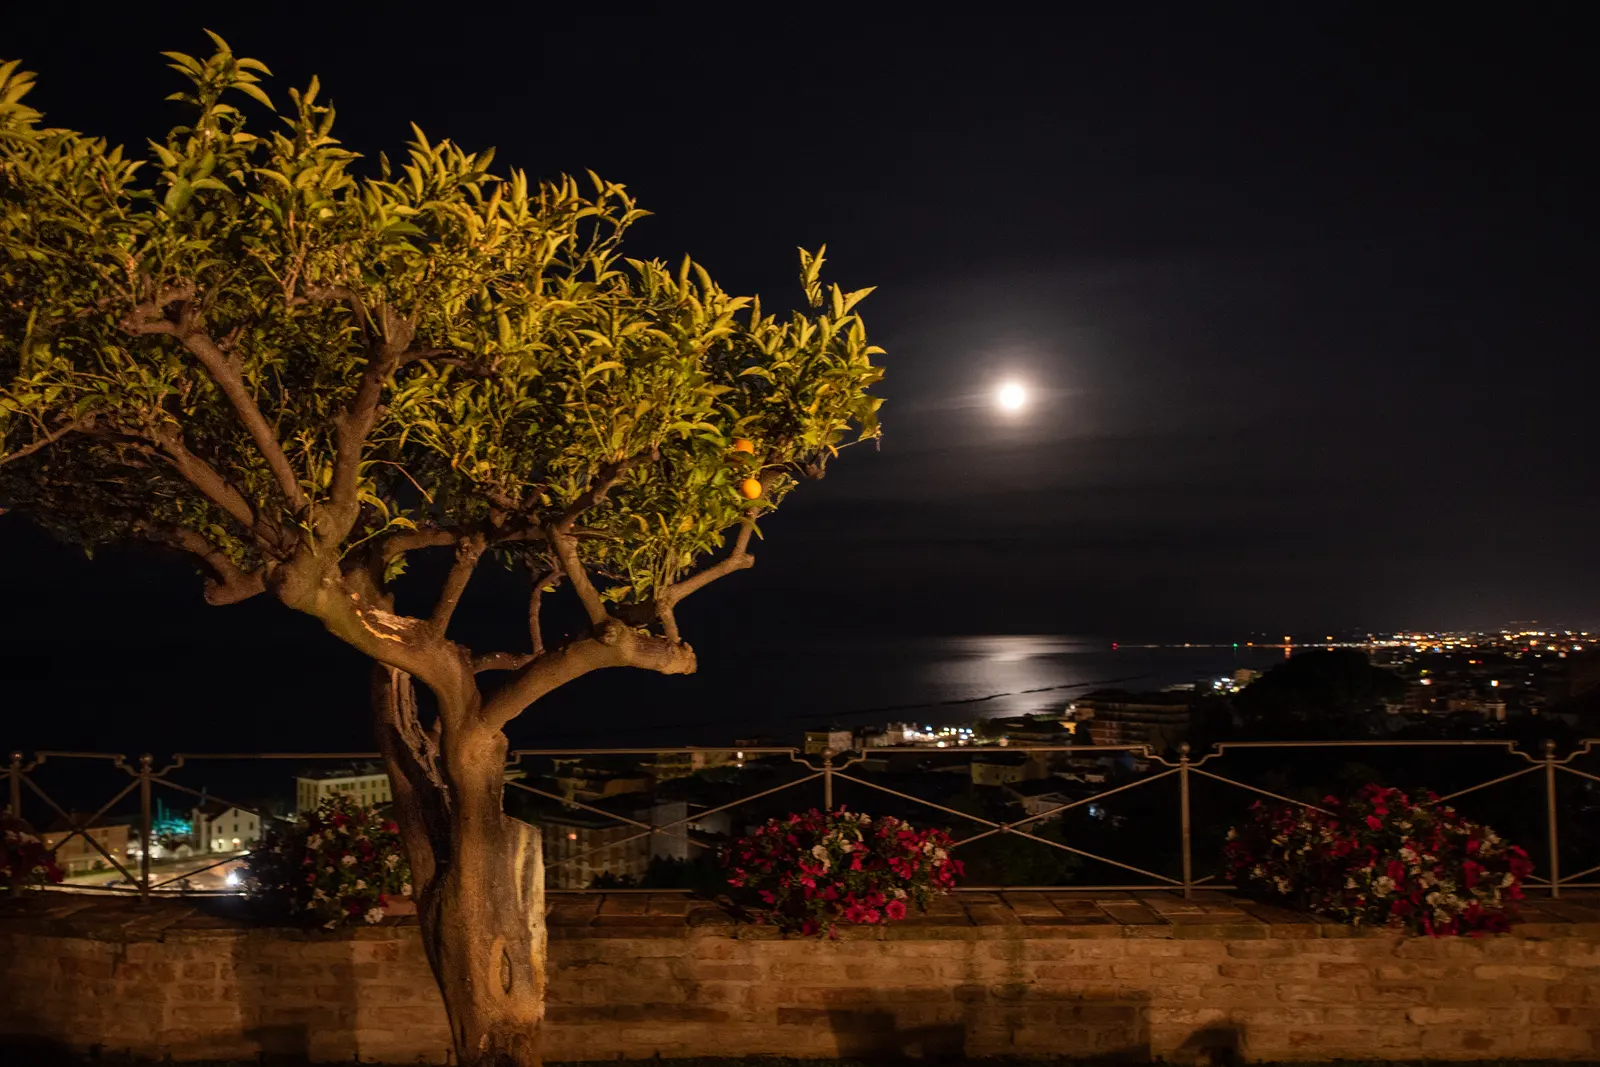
top-left (815, 988), bottom-right (1245, 1064)
top-left (0, 1036), bottom-right (81, 1066)
top-left (232, 932), bottom-right (364, 1063)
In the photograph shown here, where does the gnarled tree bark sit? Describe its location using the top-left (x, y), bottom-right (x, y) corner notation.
top-left (373, 666), bottom-right (547, 1067)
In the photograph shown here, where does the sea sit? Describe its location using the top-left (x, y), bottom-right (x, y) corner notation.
top-left (516, 634), bottom-right (1288, 748)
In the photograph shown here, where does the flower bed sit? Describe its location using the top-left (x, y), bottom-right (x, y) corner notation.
top-left (242, 794), bottom-right (411, 927)
top-left (1224, 782), bottom-right (1532, 935)
top-left (724, 808), bottom-right (962, 935)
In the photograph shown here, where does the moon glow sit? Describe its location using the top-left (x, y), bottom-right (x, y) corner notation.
top-left (996, 380), bottom-right (1028, 412)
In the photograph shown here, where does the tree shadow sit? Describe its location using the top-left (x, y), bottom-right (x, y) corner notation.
top-left (815, 987), bottom-right (1154, 1061)
top-left (230, 925), bottom-right (363, 1063)
top-left (816, 984), bottom-right (1247, 1064)
top-left (0, 1036), bottom-right (82, 1066)
top-left (1175, 1023), bottom-right (1248, 1066)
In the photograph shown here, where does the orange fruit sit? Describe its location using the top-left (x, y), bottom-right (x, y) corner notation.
top-left (731, 438), bottom-right (755, 454)
top-left (739, 477), bottom-right (762, 500)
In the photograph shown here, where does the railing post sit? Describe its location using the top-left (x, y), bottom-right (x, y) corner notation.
top-left (1178, 742), bottom-right (1193, 900)
top-left (138, 753), bottom-right (153, 904)
top-left (822, 749), bottom-right (834, 811)
top-left (1543, 739), bottom-right (1560, 899)
top-left (7, 751), bottom-right (20, 820)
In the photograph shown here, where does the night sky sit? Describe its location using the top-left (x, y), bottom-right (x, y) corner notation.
top-left (2, 7), bottom-right (1595, 747)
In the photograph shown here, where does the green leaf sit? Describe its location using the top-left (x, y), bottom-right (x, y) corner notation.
top-left (233, 81), bottom-right (275, 111)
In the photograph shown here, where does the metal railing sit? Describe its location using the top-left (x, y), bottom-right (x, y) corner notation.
top-left (6, 737), bottom-right (1598, 900)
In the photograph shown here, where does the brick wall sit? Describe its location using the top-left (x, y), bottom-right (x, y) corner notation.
top-left (2, 891), bottom-right (1598, 1063)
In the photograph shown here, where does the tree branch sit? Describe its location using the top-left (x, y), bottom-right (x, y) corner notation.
top-left (279, 569), bottom-right (475, 707)
top-left (295, 284), bottom-right (372, 335)
top-left (395, 349), bottom-right (496, 377)
top-left (0, 415), bottom-right (97, 469)
top-left (555, 448), bottom-right (659, 532)
top-left (143, 426), bottom-right (285, 553)
top-left (120, 284), bottom-right (310, 516)
top-left (480, 621), bottom-right (697, 728)
top-left (428, 533), bottom-right (486, 634)
top-left (527, 564), bottom-right (561, 657)
top-left (664, 516), bottom-right (757, 604)
top-left (471, 651), bottom-right (535, 674)
top-left (321, 303), bottom-right (414, 546)
top-left (546, 526), bottom-right (608, 627)
top-left (137, 524), bottom-right (266, 605)
top-left (376, 525), bottom-right (467, 561)
top-left (535, 449), bottom-right (663, 632)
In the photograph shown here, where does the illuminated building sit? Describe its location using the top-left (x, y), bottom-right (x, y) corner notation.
top-left (295, 764), bottom-right (392, 813)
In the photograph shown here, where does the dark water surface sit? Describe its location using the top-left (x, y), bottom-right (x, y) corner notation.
top-left (511, 635), bottom-right (1286, 748)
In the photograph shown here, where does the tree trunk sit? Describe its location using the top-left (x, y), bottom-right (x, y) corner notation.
top-left (373, 666), bottom-right (547, 1067)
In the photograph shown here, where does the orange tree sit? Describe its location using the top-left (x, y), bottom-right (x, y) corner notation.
top-left (0, 37), bottom-right (882, 1066)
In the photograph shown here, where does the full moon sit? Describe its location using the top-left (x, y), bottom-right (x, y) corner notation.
top-left (996, 380), bottom-right (1028, 412)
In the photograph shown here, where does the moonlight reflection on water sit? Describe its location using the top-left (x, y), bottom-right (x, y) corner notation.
top-left (523, 635), bottom-right (1285, 746)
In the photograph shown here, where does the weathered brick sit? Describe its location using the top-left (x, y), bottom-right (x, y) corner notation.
top-left (1358, 981), bottom-right (1431, 1004)
top-left (1408, 1005), bottom-right (1528, 1025)
top-left (1277, 981), bottom-right (1360, 1003)
top-left (1033, 962), bottom-right (1116, 980)
top-left (1474, 963), bottom-right (1568, 980)
top-left (3, 890), bottom-right (1599, 1062)
top-left (1225, 939), bottom-right (1296, 958)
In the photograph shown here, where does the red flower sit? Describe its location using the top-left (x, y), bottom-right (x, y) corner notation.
top-left (1225, 784), bottom-right (1526, 938)
top-left (722, 807), bottom-right (962, 937)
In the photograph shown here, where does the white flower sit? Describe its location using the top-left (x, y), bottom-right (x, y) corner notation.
top-left (323, 919), bottom-right (337, 930)
top-left (364, 907), bottom-right (385, 924)
top-left (932, 848), bottom-right (948, 862)
top-left (324, 865), bottom-right (335, 873)
top-left (353, 879), bottom-right (366, 891)
top-left (1501, 873), bottom-right (1515, 888)
top-left (811, 844), bottom-right (829, 863)
top-left (384, 853), bottom-right (399, 870)
top-left (340, 854), bottom-right (356, 867)
top-left (1372, 876), bottom-right (1395, 897)
top-left (401, 883), bottom-right (412, 897)
top-left (305, 834), bottom-right (322, 849)
top-left (312, 888), bottom-right (327, 901)
top-left (893, 888), bottom-right (908, 900)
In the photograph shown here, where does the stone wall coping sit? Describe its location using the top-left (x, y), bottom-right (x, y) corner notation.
top-left (5, 889), bottom-right (1598, 944)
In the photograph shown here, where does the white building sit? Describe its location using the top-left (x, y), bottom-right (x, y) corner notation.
top-left (192, 803), bottom-right (262, 853)
top-left (803, 727), bottom-right (855, 756)
top-left (296, 766), bottom-right (393, 813)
